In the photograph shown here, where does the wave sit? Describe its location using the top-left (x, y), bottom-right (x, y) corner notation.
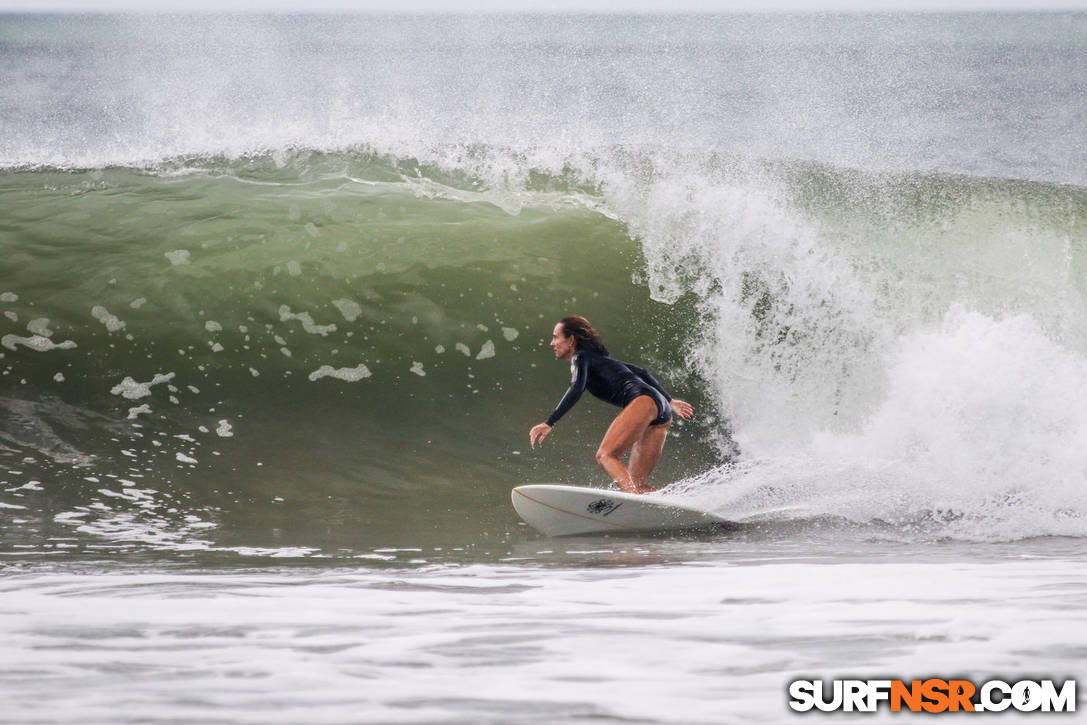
top-left (1, 146), bottom-right (1086, 558)
top-left (606, 152), bottom-right (1087, 542)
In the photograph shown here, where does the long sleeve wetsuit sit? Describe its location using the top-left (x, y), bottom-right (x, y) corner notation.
top-left (545, 350), bottom-right (673, 427)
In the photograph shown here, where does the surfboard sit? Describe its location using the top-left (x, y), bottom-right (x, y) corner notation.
top-left (511, 484), bottom-right (731, 537)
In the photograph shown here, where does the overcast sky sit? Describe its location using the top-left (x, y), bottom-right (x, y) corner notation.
top-left (3, 0), bottom-right (1086, 12)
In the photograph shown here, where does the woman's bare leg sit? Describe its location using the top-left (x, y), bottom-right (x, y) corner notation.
top-left (595, 396), bottom-right (657, 494)
top-left (629, 421), bottom-right (671, 490)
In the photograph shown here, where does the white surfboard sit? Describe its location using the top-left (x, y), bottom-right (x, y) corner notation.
top-left (511, 484), bottom-right (731, 537)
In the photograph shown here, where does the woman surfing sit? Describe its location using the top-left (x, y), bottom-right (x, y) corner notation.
top-left (529, 315), bottom-right (694, 494)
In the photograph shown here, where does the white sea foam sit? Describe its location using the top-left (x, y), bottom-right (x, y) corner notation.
top-left (278, 305), bottom-right (336, 336)
top-left (91, 306), bottom-right (126, 332)
top-left (331, 299), bottom-right (362, 322)
top-left (110, 373), bottom-right (175, 400)
top-left (4, 480), bottom-right (42, 492)
top-left (475, 340), bottom-right (495, 360)
top-left (0, 560), bottom-right (1082, 723)
top-left (127, 404), bottom-right (152, 420)
top-left (164, 250), bottom-right (190, 266)
top-left (1, 335), bottom-right (77, 352)
top-left (793, 308), bottom-right (1087, 539)
top-left (26, 318), bottom-right (53, 337)
top-left (307, 364), bottom-right (372, 382)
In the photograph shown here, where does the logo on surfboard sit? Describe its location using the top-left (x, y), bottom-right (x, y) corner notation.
top-left (586, 498), bottom-right (623, 517)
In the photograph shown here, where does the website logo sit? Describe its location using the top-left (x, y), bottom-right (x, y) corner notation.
top-left (788, 678), bottom-right (1076, 713)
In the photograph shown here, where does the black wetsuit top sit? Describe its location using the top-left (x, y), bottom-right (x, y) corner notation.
top-left (546, 350), bottom-right (673, 427)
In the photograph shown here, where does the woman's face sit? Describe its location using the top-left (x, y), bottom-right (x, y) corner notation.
top-left (550, 323), bottom-right (576, 360)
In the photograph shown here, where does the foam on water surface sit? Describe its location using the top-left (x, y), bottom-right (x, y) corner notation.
top-left (0, 557), bottom-right (1083, 723)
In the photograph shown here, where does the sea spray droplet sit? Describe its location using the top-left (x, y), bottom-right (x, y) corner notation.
top-left (332, 299), bottom-right (362, 322)
top-left (165, 250), bottom-right (190, 266)
top-left (308, 364), bottom-right (372, 382)
top-left (476, 340), bottom-right (496, 360)
top-left (91, 306), bottom-right (126, 332)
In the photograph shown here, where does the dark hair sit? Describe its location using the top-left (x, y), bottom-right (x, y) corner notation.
top-left (560, 315), bottom-right (609, 356)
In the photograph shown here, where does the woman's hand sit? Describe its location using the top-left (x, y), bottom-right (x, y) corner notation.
top-left (529, 422), bottom-right (553, 448)
top-left (670, 399), bottom-right (694, 420)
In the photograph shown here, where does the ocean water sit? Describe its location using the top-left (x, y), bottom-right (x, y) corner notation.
top-left (1, 12), bottom-right (1086, 722)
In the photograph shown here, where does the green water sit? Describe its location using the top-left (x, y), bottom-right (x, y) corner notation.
top-left (0, 154), bottom-right (723, 561)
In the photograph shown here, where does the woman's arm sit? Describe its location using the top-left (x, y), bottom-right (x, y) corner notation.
top-left (546, 353), bottom-right (589, 426)
top-left (530, 353), bottom-right (589, 447)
